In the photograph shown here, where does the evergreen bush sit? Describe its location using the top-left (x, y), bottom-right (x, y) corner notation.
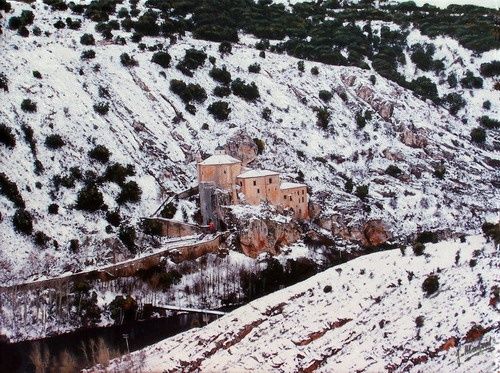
top-left (76, 184), bottom-right (104, 211)
top-left (0, 123), bottom-right (16, 148)
top-left (207, 101), bottom-right (231, 120)
top-left (13, 209), bottom-right (33, 235)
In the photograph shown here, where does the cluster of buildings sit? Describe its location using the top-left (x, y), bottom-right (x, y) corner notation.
top-left (196, 148), bottom-right (309, 227)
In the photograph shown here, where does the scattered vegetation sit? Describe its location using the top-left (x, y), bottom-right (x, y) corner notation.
top-left (355, 185), bottom-right (369, 200)
top-left (21, 99), bottom-right (37, 113)
top-left (76, 184), bottom-right (104, 212)
top-left (151, 51), bottom-right (171, 68)
top-left (45, 134), bottom-right (65, 149)
top-left (117, 181), bottom-right (142, 204)
top-left (231, 79), bottom-right (260, 101)
top-left (93, 102), bottom-right (110, 115)
top-left (12, 209), bottom-right (33, 235)
top-left (470, 127), bottom-right (486, 143)
top-left (207, 101), bottom-right (231, 120)
top-left (0, 123), bottom-right (16, 148)
top-left (170, 79), bottom-right (207, 104)
top-left (0, 172), bottom-right (25, 208)
top-left (89, 145), bottom-right (111, 163)
top-left (422, 274), bottom-right (439, 296)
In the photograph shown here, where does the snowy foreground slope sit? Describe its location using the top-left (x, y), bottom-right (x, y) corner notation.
top-left (91, 235), bottom-right (499, 372)
top-left (1, 0), bottom-right (499, 284)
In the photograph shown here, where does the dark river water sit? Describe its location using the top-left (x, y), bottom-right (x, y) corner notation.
top-left (0, 312), bottom-right (219, 372)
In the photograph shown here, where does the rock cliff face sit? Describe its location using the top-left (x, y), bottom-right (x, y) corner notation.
top-left (224, 206), bottom-right (302, 257)
top-left (224, 131), bottom-right (258, 167)
top-left (317, 214), bottom-right (392, 248)
top-left (238, 217), bottom-right (301, 257)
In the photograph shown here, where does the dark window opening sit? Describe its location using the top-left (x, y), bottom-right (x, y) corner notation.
top-left (257, 188), bottom-right (260, 194)
top-left (253, 180), bottom-right (256, 186)
top-left (269, 178), bottom-right (272, 183)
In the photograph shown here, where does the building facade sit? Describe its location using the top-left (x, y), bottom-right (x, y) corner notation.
top-left (197, 150), bottom-right (309, 224)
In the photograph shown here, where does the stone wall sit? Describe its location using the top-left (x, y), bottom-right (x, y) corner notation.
top-left (142, 217), bottom-right (203, 237)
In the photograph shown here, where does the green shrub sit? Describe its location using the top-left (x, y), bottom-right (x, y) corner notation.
top-left (151, 51), bottom-right (171, 68)
top-left (311, 66), bottom-right (319, 75)
top-left (34, 231), bottom-right (51, 247)
top-left (117, 180), bottom-right (142, 204)
top-left (48, 203), bottom-right (59, 214)
top-left (385, 165), bottom-right (402, 177)
top-left (0, 172), bottom-right (25, 208)
top-left (319, 90), bottom-right (333, 102)
top-left (12, 209), bottom-right (33, 235)
top-left (193, 25), bottom-right (238, 43)
top-left (412, 242), bottom-right (425, 256)
top-left (89, 145), bottom-right (111, 163)
top-left (422, 274), bottom-right (439, 296)
top-left (80, 33), bottom-right (95, 45)
top-left (0, 123), bottom-right (16, 148)
top-left (45, 134), bottom-right (65, 149)
top-left (447, 73), bottom-right (457, 88)
top-left (209, 66), bottom-right (231, 85)
top-left (479, 116), bottom-right (499, 129)
top-left (104, 163), bottom-right (135, 185)
top-left (345, 178), bottom-right (353, 193)
top-left (411, 76), bottom-right (438, 101)
top-left (433, 164), bottom-right (446, 179)
top-left (231, 78), bottom-right (260, 101)
top-left (120, 53), bottom-right (138, 67)
top-left (254, 138), bottom-right (265, 155)
top-left (248, 63), bottom-right (261, 73)
top-left (21, 99), bottom-right (37, 113)
top-left (93, 102), bottom-right (109, 115)
top-left (177, 48), bottom-right (206, 71)
top-left (208, 101), bottom-right (231, 120)
top-left (443, 93), bottom-right (466, 115)
top-left (479, 61), bottom-right (500, 77)
top-left (416, 231), bottom-right (438, 244)
top-left (355, 185), bottom-right (369, 200)
top-left (81, 50), bottom-right (96, 60)
top-left (297, 60), bottom-right (304, 72)
top-left (213, 86), bottom-right (231, 97)
top-left (471, 127), bottom-right (486, 143)
top-left (0, 72), bottom-right (8, 91)
top-left (218, 41), bottom-right (232, 55)
top-left (76, 184), bottom-right (104, 211)
top-left (482, 100), bottom-right (491, 110)
top-left (106, 209), bottom-right (121, 227)
top-left (119, 225), bottom-right (136, 253)
top-left (54, 19), bottom-right (65, 29)
top-left (314, 107), bottom-right (330, 129)
top-left (141, 219), bottom-right (163, 236)
top-left (262, 107), bottom-right (271, 121)
top-left (170, 80), bottom-right (207, 104)
top-left (460, 71), bottom-right (483, 89)
top-left (160, 201), bottom-right (176, 218)
top-left (33, 71), bottom-right (42, 79)
top-left (355, 111), bottom-right (366, 129)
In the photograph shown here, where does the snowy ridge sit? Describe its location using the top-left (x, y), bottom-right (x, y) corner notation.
top-left (90, 235), bottom-right (499, 372)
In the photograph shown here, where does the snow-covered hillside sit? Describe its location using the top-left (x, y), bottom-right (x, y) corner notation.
top-left (90, 234), bottom-right (499, 372)
top-left (0, 0), bottom-right (499, 285)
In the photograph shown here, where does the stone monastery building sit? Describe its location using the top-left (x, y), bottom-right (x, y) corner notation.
top-left (197, 149), bottom-right (308, 225)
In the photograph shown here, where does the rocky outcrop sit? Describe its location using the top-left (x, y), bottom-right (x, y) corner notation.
top-left (400, 127), bottom-right (428, 148)
top-left (356, 85), bottom-right (394, 120)
top-left (318, 215), bottom-right (392, 248)
top-left (224, 130), bottom-right (258, 166)
top-left (238, 218), bottom-right (301, 258)
top-left (363, 220), bottom-right (392, 247)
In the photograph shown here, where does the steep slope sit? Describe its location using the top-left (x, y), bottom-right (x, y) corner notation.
top-left (0, 0), bottom-right (499, 285)
top-left (90, 234), bottom-right (499, 372)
